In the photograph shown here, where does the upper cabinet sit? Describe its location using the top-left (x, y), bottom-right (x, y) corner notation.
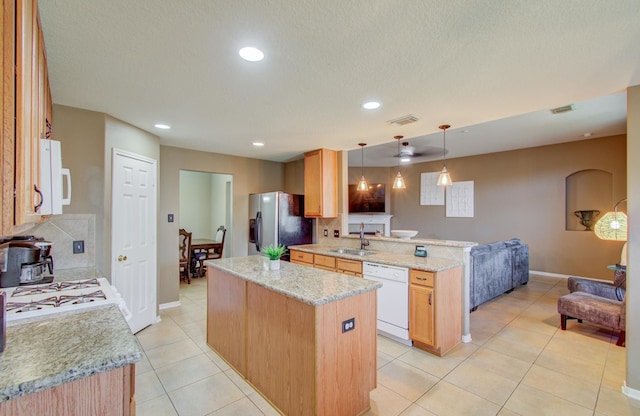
top-left (304, 148), bottom-right (337, 218)
top-left (1, 0), bottom-right (51, 234)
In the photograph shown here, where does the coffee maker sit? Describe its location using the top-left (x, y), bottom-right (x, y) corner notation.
top-left (0, 236), bottom-right (54, 288)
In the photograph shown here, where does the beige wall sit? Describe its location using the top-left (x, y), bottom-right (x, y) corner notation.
top-left (283, 159), bottom-right (305, 194)
top-left (53, 105), bottom-right (160, 278)
top-left (349, 135), bottom-right (626, 279)
top-left (158, 145), bottom-right (285, 304)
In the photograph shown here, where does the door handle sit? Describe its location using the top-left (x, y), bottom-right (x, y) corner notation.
top-left (428, 293), bottom-right (432, 306)
top-left (118, 255), bottom-right (128, 262)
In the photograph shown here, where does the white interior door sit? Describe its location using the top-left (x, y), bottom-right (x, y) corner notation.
top-left (112, 149), bottom-right (157, 333)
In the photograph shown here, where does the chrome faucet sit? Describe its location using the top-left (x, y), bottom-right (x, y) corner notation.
top-left (359, 223), bottom-right (370, 250)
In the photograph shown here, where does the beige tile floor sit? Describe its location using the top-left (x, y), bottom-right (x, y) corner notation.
top-left (135, 274), bottom-right (640, 416)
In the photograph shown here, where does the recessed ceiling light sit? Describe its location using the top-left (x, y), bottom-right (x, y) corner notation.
top-left (583, 132), bottom-right (592, 138)
top-left (362, 101), bottom-right (381, 110)
top-left (461, 130), bottom-right (470, 133)
top-left (154, 124), bottom-right (171, 129)
top-left (239, 47), bottom-right (264, 62)
top-left (252, 141), bottom-right (265, 147)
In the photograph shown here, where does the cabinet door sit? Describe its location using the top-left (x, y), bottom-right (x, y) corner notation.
top-left (304, 149), bottom-right (337, 218)
top-left (336, 258), bottom-right (362, 276)
top-left (14, 0), bottom-right (42, 226)
top-left (1, 0), bottom-right (16, 234)
top-left (314, 254), bottom-right (336, 270)
top-left (409, 284), bottom-right (434, 346)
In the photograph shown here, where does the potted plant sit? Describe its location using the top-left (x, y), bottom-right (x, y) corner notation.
top-left (262, 244), bottom-right (287, 270)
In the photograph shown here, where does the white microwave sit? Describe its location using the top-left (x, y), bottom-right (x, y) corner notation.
top-left (40, 139), bottom-right (71, 215)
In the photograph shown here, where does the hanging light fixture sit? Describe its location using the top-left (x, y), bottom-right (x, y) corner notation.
top-left (436, 124), bottom-right (453, 187)
top-left (357, 143), bottom-right (369, 191)
top-left (594, 198), bottom-right (628, 241)
top-left (392, 136), bottom-right (406, 189)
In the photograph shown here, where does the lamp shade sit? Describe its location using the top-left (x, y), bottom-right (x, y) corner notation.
top-left (392, 171), bottom-right (406, 189)
top-left (437, 167), bottom-right (453, 187)
top-left (594, 211), bottom-right (627, 241)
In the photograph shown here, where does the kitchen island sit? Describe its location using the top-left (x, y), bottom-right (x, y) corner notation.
top-left (0, 305), bottom-right (141, 415)
top-left (206, 255), bottom-right (381, 416)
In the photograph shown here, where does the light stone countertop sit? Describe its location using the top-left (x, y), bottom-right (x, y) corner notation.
top-left (206, 255), bottom-right (381, 306)
top-left (288, 244), bottom-right (463, 272)
top-left (341, 234), bottom-right (477, 248)
top-left (0, 305), bottom-right (142, 402)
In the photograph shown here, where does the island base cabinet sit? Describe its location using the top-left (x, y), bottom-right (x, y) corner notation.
top-left (0, 364), bottom-right (135, 416)
top-left (246, 282), bottom-right (377, 416)
top-left (206, 268), bottom-right (246, 376)
top-left (207, 266), bottom-right (377, 416)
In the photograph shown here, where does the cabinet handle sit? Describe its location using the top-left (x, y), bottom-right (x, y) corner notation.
top-left (428, 293), bottom-right (432, 306)
top-left (34, 184), bottom-right (43, 213)
top-left (416, 277), bottom-right (427, 281)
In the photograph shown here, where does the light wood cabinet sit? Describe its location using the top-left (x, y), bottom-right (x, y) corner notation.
top-left (409, 267), bottom-right (462, 356)
top-left (314, 253), bottom-right (336, 271)
top-left (336, 258), bottom-right (362, 277)
top-left (290, 249), bottom-right (313, 266)
top-left (0, 365), bottom-right (136, 416)
top-left (1, 0), bottom-right (51, 234)
top-left (304, 148), bottom-right (337, 218)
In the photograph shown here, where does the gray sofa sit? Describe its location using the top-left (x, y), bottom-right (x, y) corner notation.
top-left (469, 238), bottom-right (529, 311)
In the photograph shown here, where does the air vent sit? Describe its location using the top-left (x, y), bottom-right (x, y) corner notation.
top-left (550, 104), bottom-right (575, 114)
top-left (387, 115), bottom-right (419, 126)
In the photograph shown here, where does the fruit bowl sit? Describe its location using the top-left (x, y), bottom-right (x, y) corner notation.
top-left (390, 230), bottom-right (418, 239)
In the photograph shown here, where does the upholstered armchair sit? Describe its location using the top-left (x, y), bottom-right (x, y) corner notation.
top-left (567, 268), bottom-right (626, 301)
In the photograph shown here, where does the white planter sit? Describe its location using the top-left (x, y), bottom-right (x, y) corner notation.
top-left (269, 259), bottom-right (281, 270)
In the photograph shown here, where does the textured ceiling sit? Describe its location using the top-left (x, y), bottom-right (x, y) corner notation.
top-left (38, 1), bottom-right (640, 166)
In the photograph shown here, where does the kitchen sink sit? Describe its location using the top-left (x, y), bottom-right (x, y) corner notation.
top-left (329, 248), bottom-right (376, 256)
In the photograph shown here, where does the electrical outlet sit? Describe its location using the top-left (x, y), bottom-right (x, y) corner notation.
top-left (168, 214), bottom-right (174, 222)
top-left (342, 317), bottom-right (355, 333)
top-left (323, 229), bottom-right (328, 237)
top-left (334, 229), bottom-right (340, 238)
top-left (73, 240), bottom-right (85, 254)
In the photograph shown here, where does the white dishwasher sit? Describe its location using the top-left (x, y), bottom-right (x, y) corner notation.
top-left (363, 261), bottom-right (411, 345)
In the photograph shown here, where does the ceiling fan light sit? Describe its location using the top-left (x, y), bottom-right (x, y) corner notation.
top-left (392, 171), bottom-right (406, 189)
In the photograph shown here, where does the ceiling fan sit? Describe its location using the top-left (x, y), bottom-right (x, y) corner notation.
top-left (393, 136), bottom-right (441, 160)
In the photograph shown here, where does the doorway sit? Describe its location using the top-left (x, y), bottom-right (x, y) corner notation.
top-left (179, 170), bottom-right (233, 255)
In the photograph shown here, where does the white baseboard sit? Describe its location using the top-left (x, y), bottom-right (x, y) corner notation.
top-left (622, 381), bottom-right (640, 400)
top-left (159, 301), bottom-right (181, 310)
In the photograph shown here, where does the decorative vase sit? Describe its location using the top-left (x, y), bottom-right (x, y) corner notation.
top-left (269, 259), bottom-right (280, 270)
top-left (574, 210), bottom-right (601, 231)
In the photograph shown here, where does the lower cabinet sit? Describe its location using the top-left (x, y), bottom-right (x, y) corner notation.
top-left (291, 250), bottom-right (362, 277)
top-left (0, 365), bottom-right (135, 416)
top-left (290, 249), bottom-right (313, 266)
top-left (409, 267), bottom-right (462, 356)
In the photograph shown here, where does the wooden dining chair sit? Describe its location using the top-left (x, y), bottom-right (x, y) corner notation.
top-left (179, 228), bottom-right (193, 284)
top-left (209, 226), bottom-right (227, 259)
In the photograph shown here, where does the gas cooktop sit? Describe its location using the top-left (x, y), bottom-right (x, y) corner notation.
top-left (2, 278), bottom-right (130, 322)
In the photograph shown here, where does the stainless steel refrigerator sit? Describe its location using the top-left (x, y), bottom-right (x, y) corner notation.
top-left (248, 192), bottom-right (313, 261)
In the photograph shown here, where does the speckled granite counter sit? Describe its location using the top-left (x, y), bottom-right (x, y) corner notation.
top-left (206, 255), bottom-right (381, 306)
top-left (288, 244), bottom-right (463, 272)
top-left (0, 305), bottom-right (141, 402)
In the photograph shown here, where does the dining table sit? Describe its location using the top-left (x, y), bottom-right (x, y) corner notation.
top-left (191, 238), bottom-right (223, 277)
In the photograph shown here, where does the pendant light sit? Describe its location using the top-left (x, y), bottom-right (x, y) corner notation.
top-left (392, 136), bottom-right (406, 189)
top-left (356, 143), bottom-right (369, 191)
top-left (436, 124), bottom-right (453, 187)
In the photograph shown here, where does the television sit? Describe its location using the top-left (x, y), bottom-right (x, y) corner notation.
top-left (348, 183), bottom-right (386, 213)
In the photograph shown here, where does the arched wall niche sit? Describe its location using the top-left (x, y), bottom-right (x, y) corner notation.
top-left (565, 169), bottom-right (612, 231)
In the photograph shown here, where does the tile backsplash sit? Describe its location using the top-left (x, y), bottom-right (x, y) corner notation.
top-left (13, 214), bottom-right (96, 271)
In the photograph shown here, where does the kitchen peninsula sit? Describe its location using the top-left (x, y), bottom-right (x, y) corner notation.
top-left (206, 256), bottom-right (381, 416)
